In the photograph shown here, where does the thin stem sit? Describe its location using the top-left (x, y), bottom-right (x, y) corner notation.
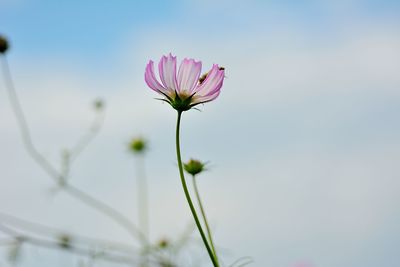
top-left (69, 108), bottom-right (105, 163)
top-left (229, 256), bottom-right (254, 267)
top-left (136, 155), bottom-right (149, 241)
top-left (0, 223), bottom-right (138, 265)
top-left (63, 184), bottom-right (147, 244)
top-left (192, 174), bottom-right (219, 263)
top-left (175, 111), bottom-right (219, 267)
top-left (0, 212), bottom-right (136, 252)
top-left (135, 154), bottom-right (149, 267)
top-left (1, 55), bottom-right (61, 182)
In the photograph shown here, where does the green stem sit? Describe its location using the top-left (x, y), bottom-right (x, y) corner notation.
top-left (175, 111), bottom-right (219, 267)
top-left (136, 154), bottom-right (149, 267)
top-left (192, 175), bottom-right (219, 263)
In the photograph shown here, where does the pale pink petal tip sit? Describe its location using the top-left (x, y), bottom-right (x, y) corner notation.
top-left (177, 58), bottom-right (202, 93)
top-left (159, 54), bottom-right (178, 91)
top-left (145, 60), bottom-right (166, 93)
top-left (194, 64), bottom-right (225, 99)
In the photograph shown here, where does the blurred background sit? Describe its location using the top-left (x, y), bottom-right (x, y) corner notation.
top-left (1, 0), bottom-right (400, 266)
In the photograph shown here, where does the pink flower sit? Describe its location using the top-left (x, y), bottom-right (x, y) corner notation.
top-left (145, 53), bottom-right (225, 111)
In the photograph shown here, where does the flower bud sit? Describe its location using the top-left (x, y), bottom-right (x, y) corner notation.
top-left (157, 238), bottom-right (169, 248)
top-left (93, 98), bottom-right (104, 111)
top-left (129, 137), bottom-right (147, 154)
top-left (0, 35), bottom-right (9, 54)
top-left (58, 234), bottom-right (71, 249)
top-left (183, 159), bottom-right (205, 176)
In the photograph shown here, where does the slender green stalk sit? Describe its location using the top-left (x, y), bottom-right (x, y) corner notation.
top-left (136, 154), bottom-right (149, 267)
top-left (136, 155), bottom-right (149, 240)
top-left (192, 174), bottom-right (219, 263)
top-left (175, 111), bottom-right (219, 267)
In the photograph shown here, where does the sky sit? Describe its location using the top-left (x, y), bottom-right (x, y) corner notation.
top-left (1, 0), bottom-right (400, 267)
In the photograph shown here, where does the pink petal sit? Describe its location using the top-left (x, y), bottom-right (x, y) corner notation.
top-left (145, 60), bottom-right (167, 94)
top-left (177, 58), bottom-right (202, 93)
top-left (158, 53), bottom-right (178, 91)
top-left (194, 79), bottom-right (223, 103)
top-left (194, 64), bottom-right (224, 97)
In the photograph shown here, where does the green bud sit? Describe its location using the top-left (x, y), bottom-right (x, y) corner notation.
top-left (93, 98), bottom-right (104, 110)
top-left (0, 35), bottom-right (9, 54)
top-left (157, 238), bottom-right (169, 248)
top-left (58, 234), bottom-right (71, 249)
top-left (129, 137), bottom-right (147, 154)
top-left (183, 159), bottom-right (205, 176)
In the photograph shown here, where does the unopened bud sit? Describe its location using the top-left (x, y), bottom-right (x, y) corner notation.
top-left (0, 35), bottom-right (9, 54)
top-left (129, 137), bottom-right (147, 154)
top-left (183, 159), bottom-right (205, 176)
top-left (58, 234), bottom-right (71, 249)
top-left (157, 238), bottom-right (169, 248)
top-left (93, 98), bottom-right (104, 110)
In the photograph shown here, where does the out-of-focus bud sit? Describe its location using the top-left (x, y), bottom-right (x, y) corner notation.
top-left (183, 159), bottom-right (205, 176)
top-left (0, 35), bottom-right (9, 54)
top-left (157, 238), bottom-right (169, 248)
top-left (93, 98), bottom-right (104, 111)
top-left (58, 234), bottom-right (71, 249)
top-left (129, 137), bottom-right (147, 154)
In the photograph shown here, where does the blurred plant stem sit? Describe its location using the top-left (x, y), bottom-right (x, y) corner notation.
top-left (192, 174), bottom-right (219, 263)
top-left (0, 223), bottom-right (139, 265)
top-left (134, 153), bottom-right (150, 267)
top-left (175, 111), bottom-right (219, 267)
top-left (0, 212), bottom-right (136, 252)
top-left (0, 55), bottom-right (147, 246)
top-left (228, 256), bottom-right (254, 267)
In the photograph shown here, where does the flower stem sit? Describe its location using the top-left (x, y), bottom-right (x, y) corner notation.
top-left (192, 174), bottom-right (219, 263)
top-left (135, 154), bottom-right (149, 267)
top-left (175, 111), bottom-right (219, 267)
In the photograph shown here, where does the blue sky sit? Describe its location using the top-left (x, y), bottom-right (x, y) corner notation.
top-left (1, 1), bottom-right (400, 267)
top-left (2, 0), bottom-right (399, 62)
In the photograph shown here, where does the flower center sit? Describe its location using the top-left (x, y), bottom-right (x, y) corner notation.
top-left (169, 91), bottom-right (195, 112)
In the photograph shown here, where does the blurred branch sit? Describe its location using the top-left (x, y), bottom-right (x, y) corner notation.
top-left (1, 56), bottom-right (61, 182)
top-left (133, 152), bottom-right (150, 267)
top-left (0, 223), bottom-right (139, 265)
top-left (0, 55), bottom-right (146, 245)
top-left (0, 212), bottom-right (135, 253)
top-left (68, 99), bottom-right (105, 165)
top-left (60, 103), bottom-right (105, 179)
top-left (228, 257), bottom-right (254, 267)
top-left (144, 224), bottom-right (196, 267)
top-left (0, 213), bottom-right (200, 267)
top-left (62, 183), bottom-right (147, 244)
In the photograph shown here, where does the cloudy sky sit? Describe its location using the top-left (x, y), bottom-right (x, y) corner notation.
top-left (1, 0), bottom-right (400, 266)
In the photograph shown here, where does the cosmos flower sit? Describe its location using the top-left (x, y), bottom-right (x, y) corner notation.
top-left (145, 53), bottom-right (225, 111)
